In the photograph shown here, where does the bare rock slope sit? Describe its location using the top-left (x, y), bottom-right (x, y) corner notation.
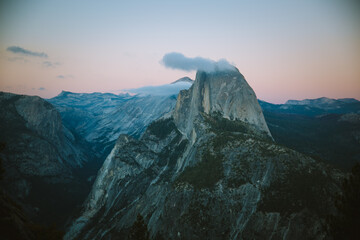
top-left (0, 92), bottom-right (89, 225)
top-left (66, 69), bottom-right (341, 240)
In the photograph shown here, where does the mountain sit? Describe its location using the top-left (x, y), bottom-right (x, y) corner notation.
top-left (171, 76), bottom-right (194, 84)
top-left (285, 97), bottom-right (360, 109)
top-left (259, 98), bottom-right (360, 169)
top-left (121, 77), bottom-right (193, 96)
top-left (173, 70), bottom-right (271, 139)
top-left (48, 79), bottom-right (193, 160)
top-left (0, 77), bottom-right (193, 230)
top-left (48, 93), bottom-right (177, 160)
top-left (65, 69), bottom-right (341, 240)
top-left (0, 91), bottom-right (92, 226)
top-left (259, 98), bottom-right (360, 116)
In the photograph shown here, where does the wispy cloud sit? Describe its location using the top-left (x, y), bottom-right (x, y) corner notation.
top-left (7, 46), bottom-right (48, 58)
top-left (56, 74), bottom-right (73, 79)
top-left (161, 52), bottom-right (235, 72)
top-left (43, 61), bottom-right (60, 68)
top-left (7, 57), bottom-right (29, 63)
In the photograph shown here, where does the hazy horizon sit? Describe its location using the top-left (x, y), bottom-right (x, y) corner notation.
top-left (1, 0), bottom-right (359, 104)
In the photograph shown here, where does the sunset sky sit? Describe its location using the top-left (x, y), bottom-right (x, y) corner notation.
top-left (0, 0), bottom-right (359, 103)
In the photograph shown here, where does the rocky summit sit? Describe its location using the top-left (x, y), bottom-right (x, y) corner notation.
top-left (65, 70), bottom-right (342, 240)
top-left (173, 69), bottom-right (271, 140)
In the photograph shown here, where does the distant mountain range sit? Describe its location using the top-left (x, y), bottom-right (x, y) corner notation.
top-left (47, 77), bottom-right (193, 160)
top-left (260, 97), bottom-right (360, 116)
top-left (286, 97), bottom-right (359, 107)
top-left (0, 75), bottom-right (359, 239)
top-left (111, 77), bottom-right (193, 96)
top-left (259, 98), bottom-right (360, 169)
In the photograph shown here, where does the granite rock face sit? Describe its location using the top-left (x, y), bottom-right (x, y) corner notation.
top-left (66, 70), bottom-right (342, 240)
top-left (0, 91), bottom-right (90, 224)
top-left (173, 69), bottom-right (271, 139)
top-left (48, 90), bottom-right (184, 159)
top-left (0, 92), bottom-right (87, 181)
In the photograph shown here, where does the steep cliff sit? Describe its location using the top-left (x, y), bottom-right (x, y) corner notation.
top-left (48, 83), bottom-right (188, 159)
top-left (0, 91), bottom-right (90, 225)
top-left (66, 70), bottom-right (342, 240)
top-left (173, 69), bottom-right (271, 140)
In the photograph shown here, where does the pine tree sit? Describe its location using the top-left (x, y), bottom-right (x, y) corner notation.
top-left (128, 214), bottom-right (150, 240)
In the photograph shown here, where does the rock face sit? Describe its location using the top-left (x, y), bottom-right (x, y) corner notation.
top-left (173, 69), bottom-right (271, 139)
top-left (0, 91), bottom-right (90, 225)
top-left (0, 92), bottom-right (87, 181)
top-left (48, 82), bottom-right (191, 159)
top-left (66, 70), bottom-right (342, 240)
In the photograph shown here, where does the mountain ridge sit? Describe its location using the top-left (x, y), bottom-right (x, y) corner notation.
top-left (285, 97), bottom-right (359, 106)
top-left (65, 70), bottom-right (342, 239)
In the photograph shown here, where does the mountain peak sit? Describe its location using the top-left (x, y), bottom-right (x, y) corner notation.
top-left (171, 77), bottom-right (194, 84)
top-left (57, 90), bottom-right (73, 98)
top-left (172, 69), bottom-right (271, 139)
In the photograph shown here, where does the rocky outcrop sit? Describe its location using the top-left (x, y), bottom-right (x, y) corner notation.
top-left (0, 91), bottom-right (90, 225)
top-left (66, 69), bottom-right (342, 239)
top-left (173, 69), bottom-right (271, 140)
top-left (0, 92), bottom-right (87, 181)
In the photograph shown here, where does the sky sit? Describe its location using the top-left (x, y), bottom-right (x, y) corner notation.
top-left (0, 0), bottom-right (359, 103)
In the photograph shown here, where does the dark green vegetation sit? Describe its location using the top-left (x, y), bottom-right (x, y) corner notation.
top-left (128, 214), bottom-right (150, 240)
top-left (0, 190), bottom-right (65, 240)
top-left (0, 142), bottom-right (5, 180)
top-left (0, 92), bottom-right (103, 231)
top-left (179, 192), bottom-right (232, 239)
top-left (204, 113), bottom-right (248, 134)
top-left (147, 118), bottom-right (178, 140)
top-left (204, 113), bottom-right (272, 142)
top-left (158, 139), bottom-right (188, 168)
top-left (0, 143), bottom-right (64, 240)
top-left (25, 175), bottom-right (94, 227)
top-left (176, 150), bottom-right (224, 189)
top-left (327, 164), bottom-right (360, 239)
top-left (258, 168), bottom-right (331, 216)
top-left (260, 100), bottom-right (360, 170)
top-left (175, 113), bottom-right (273, 190)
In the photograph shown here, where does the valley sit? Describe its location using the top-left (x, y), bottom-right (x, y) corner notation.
top-left (0, 72), bottom-right (359, 239)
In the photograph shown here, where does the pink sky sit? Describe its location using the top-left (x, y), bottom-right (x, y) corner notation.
top-left (0, 0), bottom-right (359, 103)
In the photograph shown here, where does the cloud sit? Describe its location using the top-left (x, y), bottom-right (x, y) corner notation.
top-left (7, 57), bottom-right (29, 63)
top-left (43, 61), bottom-right (60, 68)
top-left (56, 74), bottom-right (73, 79)
top-left (161, 52), bottom-right (235, 72)
top-left (38, 87), bottom-right (45, 91)
top-left (7, 46), bottom-right (48, 58)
